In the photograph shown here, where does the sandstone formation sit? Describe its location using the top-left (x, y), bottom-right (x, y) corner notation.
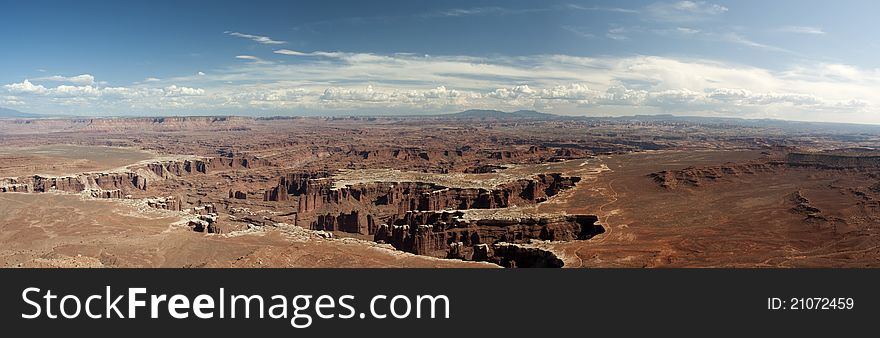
top-left (146, 196), bottom-right (182, 211)
top-left (650, 162), bottom-right (781, 189)
top-left (489, 242), bottom-right (565, 268)
top-left (263, 172), bottom-right (581, 235)
top-left (373, 211), bottom-right (603, 261)
top-left (786, 151), bottom-right (880, 170)
top-left (147, 156), bottom-right (270, 178)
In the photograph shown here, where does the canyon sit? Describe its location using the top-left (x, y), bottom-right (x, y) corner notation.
top-left (2, 114), bottom-right (880, 267)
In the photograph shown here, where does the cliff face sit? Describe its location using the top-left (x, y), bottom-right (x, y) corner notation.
top-left (312, 211), bottom-right (377, 234)
top-left (650, 162), bottom-right (780, 189)
top-left (31, 175), bottom-right (86, 192)
top-left (322, 144), bottom-right (592, 174)
top-left (786, 152), bottom-right (880, 170)
top-left (263, 171), bottom-right (331, 202)
top-left (148, 156), bottom-right (271, 178)
top-left (373, 211), bottom-right (603, 259)
top-left (24, 173), bottom-right (146, 194)
top-left (0, 155), bottom-right (270, 211)
top-left (651, 151), bottom-right (880, 190)
top-left (350, 148), bottom-right (465, 162)
top-left (263, 171), bottom-right (581, 235)
top-left (489, 242), bottom-right (565, 268)
top-left (0, 116), bottom-right (253, 133)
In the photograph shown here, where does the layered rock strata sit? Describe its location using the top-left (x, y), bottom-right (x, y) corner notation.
top-left (373, 211), bottom-right (603, 260)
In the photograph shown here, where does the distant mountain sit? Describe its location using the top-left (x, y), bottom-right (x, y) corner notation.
top-left (439, 110), bottom-right (880, 133)
top-left (444, 109), bottom-right (558, 119)
top-left (0, 107), bottom-right (41, 118)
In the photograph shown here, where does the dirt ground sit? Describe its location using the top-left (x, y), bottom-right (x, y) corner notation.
top-left (547, 150), bottom-right (880, 267)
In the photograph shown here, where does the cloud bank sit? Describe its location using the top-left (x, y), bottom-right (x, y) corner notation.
top-left (2, 51), bottom-right (877, 122)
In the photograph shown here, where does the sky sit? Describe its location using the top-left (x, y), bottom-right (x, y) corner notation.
top-left (1, 0), bottom-right (879, 123)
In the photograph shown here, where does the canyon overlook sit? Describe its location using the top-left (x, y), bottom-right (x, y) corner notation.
top-left (260, 170), bottom-right (602, 265)
top-left (3, 115), bottom-right (880, 268)
top-left (0, 140), bottom-right (606, 267)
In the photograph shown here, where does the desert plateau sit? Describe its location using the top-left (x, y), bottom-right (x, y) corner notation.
top-left (1, 112), bottom-right (878, 267)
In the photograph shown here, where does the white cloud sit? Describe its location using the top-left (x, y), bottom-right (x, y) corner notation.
top-left (273, 49), bottom-right (309, 56)
top-left (225, 31), bottom-right (286, 44)
top-left (721, 33), bottom-right (794, 53)
top-left (649, 26), bottom-right (795, 54)
top-left (676, 27), bottom-right (700, 34)
top-left (321, 85), bottom-right (391, 102)
top-left (3, 52), bottom-right (879, 122)
top-left (273, 49), bottom-right (346, 58)
top-left (488, 85), bottom-right (535, 99)
top-left (644, 1), bottom-right (728, 22)
top-left (163, 85), bottom-right (205, 97)
top-left (1, 95), bottom-right (25, 106)
top-left (197, 72), bottom-right (206, 76)
top-left (432, 7), bottom-right (548, 17)
top-left (53, 85), bottom-right (102, 97)
top-left (2, 75), bottom-right (208, 112)
top-left (706, 88), bottom-right (821, 106)
top-left (3, 80), bottom-right (48, 94)
top-left (565, 4), bottom-right (639, 14)
top-left (438, 7), bottom-right (505, 17)
top-left (235, 55), bottom-right (272, 64)
top-left (779, 26), bottom-right (826, 35)
top-left (561, 26), bottom-right (596, 39)
top-left (144, 77), bottom-right (161, 82)
top-left (538, 84), bottom-right (597, 102)
top-left (645, 88), bottom-right (704, 106)
top-left (33, 74), bottom-right (96, 85)
top-left (595, 85), bottom-right (650, 106)
top-left (606, 27), bottom-right (630, 40)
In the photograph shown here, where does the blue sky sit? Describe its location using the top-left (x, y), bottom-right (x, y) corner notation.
top-left (1, 0), bottom-right (879, 123)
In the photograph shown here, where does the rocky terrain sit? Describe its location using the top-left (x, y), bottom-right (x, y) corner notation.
top-left (3, 113), bottom-right (880, 267)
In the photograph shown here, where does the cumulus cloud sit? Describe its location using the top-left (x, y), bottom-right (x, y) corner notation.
top-left (33, 74), bottom-right (96, 85)
top-left (1, 95), bottom-right (25, 106)
top-left (488, 85), bottom-right (535, 99)
top-left (3, 52), bottom-right (878, 122)
top-left (2, 75), bottom-right (208, 113)
top-left (225, 31), bottom-right (286, 44)
top-left (645, 88), bottom-right (704, 106)
top-left (537, 84), bottom-right (597, 102)
top-left (319, 85), bottom-right (471, 103)
top-left (706, 88), bottom-right (821, 106)
top-left (52, 85), bottom-right (102, 97)
top-left (163, 85), bottom-right (205, 97)
top-left (320, 85), bottom-right (391, 102)
top-left (3, 80), bottom-right (48, 94)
